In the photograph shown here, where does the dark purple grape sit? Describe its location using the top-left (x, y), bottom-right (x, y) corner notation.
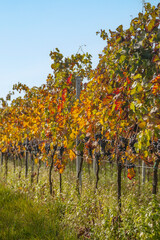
top-left (95, 133), bottom-right (102, 140)
top-left (45, 143), bottom-right (50, 154)
top-left (84, 136), bottom-right (90, 142)
top-left (98, 139), bottom-right (107, 153)
top-left (59, 146), bottom-right (64, 156)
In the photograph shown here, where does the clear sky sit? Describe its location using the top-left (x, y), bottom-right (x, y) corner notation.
top-left (0, 0), bottom-right (159, 100)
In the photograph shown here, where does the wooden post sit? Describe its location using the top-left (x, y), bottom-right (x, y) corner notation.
top-left (1, 151), bottom-right (3, 166)
top-left (152, 157), bottom-right (160, 194)
top-left (37, 160), bottom-right (41, 184)
top-left (142, 161), bottom-right (146, 184)
top-left (25, 150), bottom-right (28, 178)
top-left (76, 151), bottom-right (84, 194)
top-left (5, 153), bottom-right (8, 180)
top-left (49, 147), bottom-right (57, 195)
top-left (60, 173), bottom-right (62, 194)
top-left (18, 154), bottom-right (22, 179)
top-left (49, 155), bottom-right (54, 195)
top-left (95, 152), bottom-right (100, 190)
top-left (1, 152), bottom-right (3, 173)
top-left (117, 160), bottom-right (122, 213)
top-left (93, 155), bottom-right (97, 175)
top-left (76, 76), bottom-right (82, 187)
top-left (138, 159), bottom-right (141, 196)
top-left (30, 152), bottom-right (34, 185)
top-left (13, 154), bottom-right (16, 173)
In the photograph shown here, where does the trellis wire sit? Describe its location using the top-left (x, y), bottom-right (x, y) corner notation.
top-left (100, 159), bottom-right (156, 169)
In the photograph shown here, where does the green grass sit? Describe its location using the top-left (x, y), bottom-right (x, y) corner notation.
top-left (0, 182), bottom-right (77, 240)
top-left (1, 161), bottom-right (160, 239)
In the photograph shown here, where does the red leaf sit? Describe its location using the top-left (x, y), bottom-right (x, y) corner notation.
top-left (127, 168), bottom-right (136, 180)
top-left (67, 74), bottom-right (72, 85)
top-left (62, 88), bottom-right (67, 101)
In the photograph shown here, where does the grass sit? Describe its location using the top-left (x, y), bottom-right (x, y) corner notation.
top-left (0, 182), bottom-right (77, 240)
top-left (1, 160), bottom-right (160, 239)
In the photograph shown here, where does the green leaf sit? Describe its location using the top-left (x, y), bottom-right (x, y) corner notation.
top-left (133, 74), bottom-right (142, 80)
top-left (130, 102), bottom-right (135, 112)
top-left (134, 142), bottom-right (139, 153)
top-left (92, 109), bottom-right (97, 115)
top-left (136, 83), bottom-right (143, 93)
top-left (130, 88), bottom-right (136, 95)
top-left (111, 103), bottom-right (116, 112)
top-left (77, 142), bottom-right (84, 151)
top-left (107, 85), bottom-right (112, 94)
top-left (119, 55), bottom-right (126, 64)
top-left (138, 140), bottom-right (142, 150)
top-left (145, 19), bottom-right (156, 32)
top-left (80, 134), bottom-right (85, 140)
top-left (68, 141), bottom-right (75, 149)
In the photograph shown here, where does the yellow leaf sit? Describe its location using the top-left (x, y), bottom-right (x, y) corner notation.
top-left (50, 142), bottom-right (54, 150)
top-left (99, 118), bottom-right (104, 125)
top-left (69, 150), bottom-right (76, 161)
top-left (24, 133), bottom-right (28, 139)
top-left (70, 132), bottom-right (75, 139)
top-left (144, 151), bottom-right (148, 158)
top-left (139, 121), bottom-right (146, 129)
top-left (34, 158), bottom-right (39, 164)
top-left (59, 168), bottom-right (64, 174)
top-left (2, 147), bottom-right (7, 153)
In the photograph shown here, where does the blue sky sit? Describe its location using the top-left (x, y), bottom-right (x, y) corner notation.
top-left (0, 0), bottom-right (159, 100)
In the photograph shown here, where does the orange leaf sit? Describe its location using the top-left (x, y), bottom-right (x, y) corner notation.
top-left (127, 168), bottom-right (136, 180)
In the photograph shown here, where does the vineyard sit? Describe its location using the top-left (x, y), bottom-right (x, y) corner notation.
top-left (0, 2), bottom-right (160, 239)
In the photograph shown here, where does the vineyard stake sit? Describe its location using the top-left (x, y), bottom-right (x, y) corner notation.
top-left (1, 151), bottom-right (3, 166)
top-left (76, 76), bottom-right (82, 188)
top-left (25, 150), bottom-right (28, 178)
top-left (142, 161), bottom-right (146, 184)
top-left (152, 156), bottom-right (160, 194)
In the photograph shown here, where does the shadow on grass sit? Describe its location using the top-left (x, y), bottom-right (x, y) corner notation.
top-left (0, 183), bottom-right (77, 240)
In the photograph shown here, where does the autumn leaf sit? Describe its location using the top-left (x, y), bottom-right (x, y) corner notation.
top-left (67, 74), bottom-right (72, 85)
top-left (69, 149), bottom-right (76, 161)
top-left (127, 168), bottom-right (136, 180)
top-left (62, 88), bottom-right (67, 101)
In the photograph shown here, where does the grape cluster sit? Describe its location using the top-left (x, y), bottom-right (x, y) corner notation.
top-left (59, 146), bottom-right (64, 157)
top-left (129, 134), bottom-right (137, 154)
top-left (127, 162), bottom-right (135, 169)
top-left (105, 149), bottom-right (112, 162)
top-left (23, 139), bottom-right (40, 156)
top-left (133, 123), bottom-right (139, 133)
top-left (98, 139), bottom-right (107, 154)
top-left (84, 136), bottom-right (90, 142)
top-left (153, 139), bottom-right (160, 153)
top-left (94, 133), bottom-right (102, 140)
top-left (23, 139), bottom-right (31, 152)
top-left (23, 138), bottom-right (29, 147)
top-left (111, 139), bottom-right (114, 147)
top-left (33, 144), bottom-right (40, 155)
top-left (118, 137), bottom-right (128, 153)
top-left (45, 142), bottom-right (50, 154)
top-left (88, 148), bottom-right (92, 158)
top-left (23, 139), bottom-right (41, 156)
